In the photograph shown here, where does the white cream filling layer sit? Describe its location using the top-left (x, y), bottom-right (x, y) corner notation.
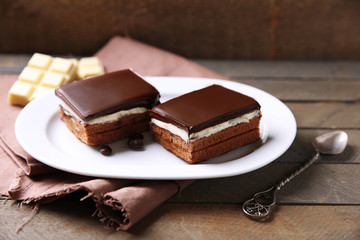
top-left (59, 100), bottom-right (147, 125)
top-left (151, 110), bottom-right (260, 142)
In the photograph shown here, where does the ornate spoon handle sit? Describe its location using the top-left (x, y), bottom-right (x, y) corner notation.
top-left (242, 152), bottom-right (320, 221)
top-left (276, 152), bottom-right (319, 191)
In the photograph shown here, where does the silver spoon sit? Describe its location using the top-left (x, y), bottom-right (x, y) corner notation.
top-left (242, 130), bottom-right (348, 221)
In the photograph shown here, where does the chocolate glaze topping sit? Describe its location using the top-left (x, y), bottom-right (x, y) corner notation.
top-left (149, 85), bottom-right (260, 134)
top-left (55, 69), bottom-right (160, 121)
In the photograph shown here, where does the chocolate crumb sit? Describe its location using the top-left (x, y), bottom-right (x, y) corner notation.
top-left (100, 145), bottom-right (112, 156)
top-left (128, 134), bottom-right (144, 150)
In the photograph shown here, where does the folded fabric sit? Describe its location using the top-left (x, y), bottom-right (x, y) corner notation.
top-left (0, 36), bottom-right (226, 230)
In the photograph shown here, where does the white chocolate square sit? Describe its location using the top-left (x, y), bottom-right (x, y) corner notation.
top-left (18, 67), bottom-right (44, 84)
top-left (40, 72), bottom-right (65, 88)
top-left (49, 58), bottom-right (74, 74)
top-left (28, 53), bottom-right (53, 70)
top-left (77, 57), bottom-right (104, 79)
top-left (8, 81), bottom-right (35, 106)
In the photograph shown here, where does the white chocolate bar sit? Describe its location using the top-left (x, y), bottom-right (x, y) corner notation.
top-left (8, 54), bottom-right (105, 106)
top-left (8, 53), bottom-right (78, 106)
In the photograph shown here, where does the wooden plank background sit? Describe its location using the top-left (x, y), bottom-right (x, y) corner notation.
top-left (1, 0), bottom-right (360, 59)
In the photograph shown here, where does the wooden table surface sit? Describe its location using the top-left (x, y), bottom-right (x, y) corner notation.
top-left (0, 55), bottom-right (359, 239)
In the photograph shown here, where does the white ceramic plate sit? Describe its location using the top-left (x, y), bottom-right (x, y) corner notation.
top-left (15, 77), bottom-right (296, 180)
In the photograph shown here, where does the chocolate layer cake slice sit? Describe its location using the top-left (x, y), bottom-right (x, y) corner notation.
top-left (55, 69), bottom-right (160, 145)
top-left (149, 85), bottom-right (262, 164)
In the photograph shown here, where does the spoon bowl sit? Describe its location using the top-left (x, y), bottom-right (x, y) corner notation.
top-left (313, 130), bottom-right (348, 155)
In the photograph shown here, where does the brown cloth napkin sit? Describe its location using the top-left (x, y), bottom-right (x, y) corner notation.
top-left (0, 36), bottom-right (226, 230)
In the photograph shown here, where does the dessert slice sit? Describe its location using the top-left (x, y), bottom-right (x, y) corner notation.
top-left (55, 69), bottom-right (160, 145)
top-left (149, 85), bottom-right (262, 164)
